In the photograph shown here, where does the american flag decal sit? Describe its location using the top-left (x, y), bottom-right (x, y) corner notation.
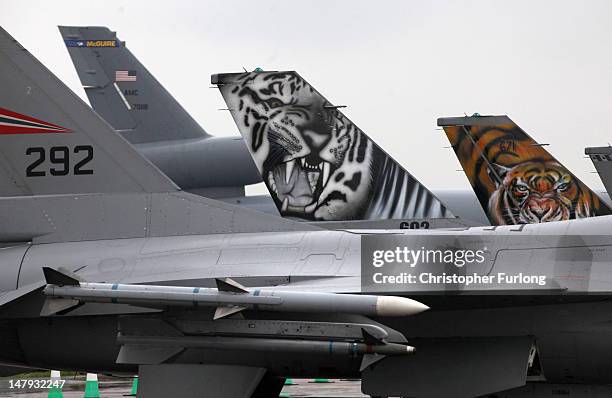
top-left (0, 107), bottom-right (71, 135)
top-left (115, 70), bottom-right (137, 82)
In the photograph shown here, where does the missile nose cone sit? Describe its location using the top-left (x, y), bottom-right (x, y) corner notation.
top-left (375, 296), bottom-right (430, 317)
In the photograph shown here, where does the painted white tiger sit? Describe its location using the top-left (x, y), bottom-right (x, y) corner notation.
top-left (217, 71), bottom-right (452, 221)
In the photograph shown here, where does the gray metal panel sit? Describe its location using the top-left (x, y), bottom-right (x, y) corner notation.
top-left (0, 193), bottom-right (149, 243)
top-left (432, 189), bottom-right (490, 226)
top-left (0, 191), bottom-right (317, 244)
top-left (218, 194), bottom-right (278, 215)
top-left (0, 245), bottom-right (29, 292)
top-left (17, 229), bottom-right (355, 288)
top-left (146, 191), bottom-right (317, 237)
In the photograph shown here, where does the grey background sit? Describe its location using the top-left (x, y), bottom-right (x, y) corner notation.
top-left (2, 0), bottom-right (611, 195)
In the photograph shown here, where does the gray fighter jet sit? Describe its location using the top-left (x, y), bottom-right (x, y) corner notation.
top-left (0, 26), bottom-right (428, 397)
top-left (212, 71), bottom-right (612, 396)
top-left (2, 27), bottom-right (612, 398)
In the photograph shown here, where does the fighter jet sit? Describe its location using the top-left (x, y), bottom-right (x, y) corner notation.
top-left (212, 71), bottom-right (612, 395)
top-left (0, 26), bottom-right (432, 397)
top-left (3, 27), bottom-right (612, 398)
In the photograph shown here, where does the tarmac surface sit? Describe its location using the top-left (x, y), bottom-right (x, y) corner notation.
top-left (0, 377), bottom-right (367, 397)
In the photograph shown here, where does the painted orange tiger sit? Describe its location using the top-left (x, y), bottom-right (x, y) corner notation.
top-left (443, 118), bottom-right (611, 225)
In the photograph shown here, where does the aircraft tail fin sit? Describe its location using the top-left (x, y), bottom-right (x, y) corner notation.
top-left (438, 115), bottom-right (611, 225)
top-left (0, 28), bottom-right (314, 243)
top-left (585, 146), bottom-right (612, 201)
top-left (212, 71), bottom-right (454, 222)
top-left (0, 27), bottom-right (178, 197)
top-left (58, 26), bottom-right (209, 144)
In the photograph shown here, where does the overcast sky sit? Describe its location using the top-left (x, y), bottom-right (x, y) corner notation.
top-left (3, 0), bottom-right (612, 195)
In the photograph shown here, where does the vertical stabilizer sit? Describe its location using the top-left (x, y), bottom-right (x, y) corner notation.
top-left (0, 27), bottom-right (177, 196)
top-left (0, 28), bottom-right (314, 243)
top-left (59, 26), bottom-right (209, 144)
top-left (586, 146), bottom-right (612, 201)
top-left (439, 115), bottom-right (610, 225)
top-left (212, 71), bottom-right (454, 222)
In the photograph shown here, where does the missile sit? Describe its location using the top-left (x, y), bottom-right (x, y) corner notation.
top-left (117, 334), bottom-right (415, 357)
top-left (116, 330), bottom-right (416, 370)
top-left (41, 267), bottom-right (429, 318)
top-left (116, 317), bottom-right (412, 370)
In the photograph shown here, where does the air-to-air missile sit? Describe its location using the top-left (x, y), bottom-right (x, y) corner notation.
top-left (116, 317), bottom-right (416, 370)
top-left (117, 334), bottom-right (415, 359)
top-left (41, 267), bottom-right (429, 319)
top-left (43, 267), bottom-right (422, 370)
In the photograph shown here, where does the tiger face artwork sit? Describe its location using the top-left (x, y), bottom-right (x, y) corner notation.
top-left (489, 160), bottom-right (596, 224)
top-left (215, 71), bottom-right (453, 221)
top-left (442, 117), bottom-right (611, 225)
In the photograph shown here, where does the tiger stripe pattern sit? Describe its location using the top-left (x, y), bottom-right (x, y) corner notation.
top-left (215, 71), bottom-right (454, 222)
top-left (442, 118), bottom-right (611, 225)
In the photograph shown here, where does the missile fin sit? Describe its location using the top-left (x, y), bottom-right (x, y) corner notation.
top-left (362, 328), bottom-right (384, 345)
top-left (215, 278), bottom-right (249, 294)
top-left (42, 267), bottom-right (81, 286)
top-left (214, 305), bottom-right (247, 320)
top-left (359, 354), bottom-right (386, 372)
top-left (40, 298), bottom-right (80, 316)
